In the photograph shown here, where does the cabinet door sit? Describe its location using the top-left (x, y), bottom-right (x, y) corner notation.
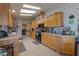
top-left (31, 20), bottom-right (36, 28)
top-left (44, 12), bottom-right (63, 27)
top-left (44, 33), bottom-right (48, 46)
top-left (0, 5), bottom-right (3, 25)
top-left (30, 31), bottom-right (36, 39)
top-left (0, 4), bottom-right (9, 26)
top-left (46, 16), bottom-right (52, 27)
top-left (41, 33), bottom-right (45, 44)
top-left (49, 14), bottom-right (56, 27)
top-left (62, 37), bottom-right (75, 55)
top-left (41, 33), bottom-right (48, 46)
top-left (55, 12), bottom-right (63, 27)
top-left (8, 9), bottom-right (13, 27)
top-left (50, 35), bottom-right (57, 50)
top-left (46, 34), bottom-right (51, 48)
top-left (56, 36), bottom-right (62, 54)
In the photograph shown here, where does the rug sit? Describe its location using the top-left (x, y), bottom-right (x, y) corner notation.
top-left (19, 42), bottom-right (26, 53)
top-left (32, 40), bottom-right (41, 45)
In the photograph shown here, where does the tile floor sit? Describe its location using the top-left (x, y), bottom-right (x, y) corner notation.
top-left (19, 36), bottom-right (60, 56)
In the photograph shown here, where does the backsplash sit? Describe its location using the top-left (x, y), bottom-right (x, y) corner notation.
top-left (0, 25), bottom-right (8, 32)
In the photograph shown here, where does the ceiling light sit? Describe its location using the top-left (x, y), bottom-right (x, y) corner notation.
top-left (12, 10), bottom-right (15, 13)
top-left (23, 4), bottom-right (41, 10)
top-left (20, 9), bottom-right (36, 13)
top-left (20, 14), bottom-right (33, 16)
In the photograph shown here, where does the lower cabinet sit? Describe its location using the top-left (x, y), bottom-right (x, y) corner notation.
top-left (56, 36), bottom-right (62, 54)
top-left (41, 33), bottom-right (50, 46)
top-left (61, 37), bottom-right (75, 55)
top-left (45, 33), bottom-right (51, 47)
top-left (41, 33), bottom-right (57, 50)
top-left (50, 34), bottom-right (57, 50)
top-left (41, 32), bottom-right (76, 56)
top-left (41, 33), bottom-right (46, 45)
top-left (30, 31), bottom-right (36, 39)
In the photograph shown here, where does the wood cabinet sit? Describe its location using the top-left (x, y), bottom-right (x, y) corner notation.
top-left (41, 33), bottom-right (46, 45)
top-left (0, 4), bottom-right (3, 25)
top-left (44, 14), bottom-right (56, 27)
top-left (31, 20), bottom-right (37, 29)
top-left (0, 4), bottom-right (13, 27)
top-left (56, 36), bottom-right (62, 54)
top-left (45, 33), bottom-right (51, 47)
top-left (8, 9), bottom-right (14, 27)
top-left (50, 34), bottom-right (57, 50)
top-left (0, 4), bottom-right (9, 26)
top-left (44, 12), bottom-right (63, 27)
top-left (44, 18), bottom-right (50, 27)
top-left (30, 20), bottom-right (36, 39)
top-left (41, 33), bottom-right (49, 46)
top-left (30, 31), bottom-right (36, 39)
top-left (41, 33), bottom-right (57, 50)
top-left (41, 32), bottom-right (76, 55)
top-left (61, 36), bottom-right (75, 55)
top-left (35, 12), bottom-right (63, 27)
top-left (55, 12), bottom-right (63, 27)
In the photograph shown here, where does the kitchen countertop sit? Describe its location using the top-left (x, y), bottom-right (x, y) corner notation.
top-left (0, 34), bottom-right (20, 56)
top-left (0, 34), bottom-right (21, 41)
top-left (41, 32), bottom-right (76, 37)
top-left (41, 32), bottom-right (76, 55)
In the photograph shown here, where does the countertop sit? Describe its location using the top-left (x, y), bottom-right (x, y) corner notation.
top-left (0, 34), bottom-right (20, 55)
top-left (0, 34), bottom-right (21, 41)
top-left (41, 32), bottom-right (76, 38)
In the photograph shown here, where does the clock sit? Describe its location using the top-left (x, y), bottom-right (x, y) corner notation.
top-left (68, 15), bottom-right (75, 24)
top-left (69, 15), bottom-right (74, 19)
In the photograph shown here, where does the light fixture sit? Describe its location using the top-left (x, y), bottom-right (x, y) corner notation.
top-left (23, 4), bottom-right (41, 10)
top-left (20, 9), bottom-right (36, 14)
top-left (20, 13), bottom-right (33, 16)
top-left (12, 10), bottom-right (15, 13)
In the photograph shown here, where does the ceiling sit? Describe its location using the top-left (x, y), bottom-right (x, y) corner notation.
top-left (10, 3), bottom-right (61, 20)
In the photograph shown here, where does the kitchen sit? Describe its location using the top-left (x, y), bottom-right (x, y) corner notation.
top-left (0, 3), bottom-right (78, 56)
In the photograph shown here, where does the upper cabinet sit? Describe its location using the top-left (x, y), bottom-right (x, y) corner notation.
top-left (8, 9), bottom-right (14, 27)
top-left (0, 4), bottom-right (3, 25)
top-left (0, 4), bottom-right (9, 26)
top-left (31, 12), bottom-right (63, 28)
top-left (44, 12), bottom-right (63, 27)
top-left (31, 20), bottom-right (37, 29)
top-left (0, 4), bottom-right (14, 27)
top-left (55, 12), bottom-right (63, 27)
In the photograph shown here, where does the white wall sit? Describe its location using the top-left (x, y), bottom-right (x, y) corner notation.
top-left (46, 3), bottom-right (79, 36)
top-left (14, 18), bottom-right (31, 36)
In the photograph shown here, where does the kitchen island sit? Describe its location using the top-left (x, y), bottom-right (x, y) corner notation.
top-left (41, 32), bottom-right (76, 56)
top-left (0, 34), bottom-right (21, 56)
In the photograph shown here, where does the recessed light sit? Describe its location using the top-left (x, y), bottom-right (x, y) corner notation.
top-left (12, 10), bottom-right (15, 13)
top-left (23, 4), bottom-right (41, 10)
top-left (20, 14), bottom-right (33, 16)
top-left (20, 9), bottom-right (36, 14)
